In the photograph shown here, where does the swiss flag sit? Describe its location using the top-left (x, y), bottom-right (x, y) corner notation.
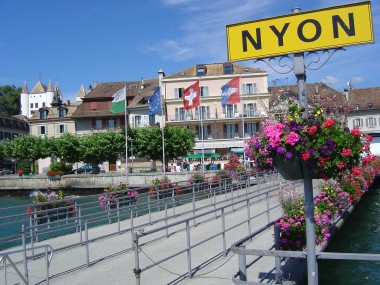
top-left (183, 81), bottom-right (200, 110)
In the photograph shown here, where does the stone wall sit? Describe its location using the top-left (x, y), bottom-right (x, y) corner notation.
top-left (0, 172), bottom-right (216, 191)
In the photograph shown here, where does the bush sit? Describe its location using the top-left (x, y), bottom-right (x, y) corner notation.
top-left (50, 162), bottom-right (73, 174)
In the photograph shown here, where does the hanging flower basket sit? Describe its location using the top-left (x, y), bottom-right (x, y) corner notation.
top-left (245, 104), bottom-right (371, 180)
top-left (273, 156), bottom-right (322, 180)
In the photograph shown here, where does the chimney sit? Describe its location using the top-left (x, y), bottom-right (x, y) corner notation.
top-left (140, 77), bottom-right (144, 89)
top-left (67, 100), bottom-right (71, 106)
top-left (93, 81), bottom-right (98, 88)
top-left (158, 68), bottom-right (165, 88)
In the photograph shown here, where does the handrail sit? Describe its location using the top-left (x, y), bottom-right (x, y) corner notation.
top-left (0, 244), bottom-right (54, 285)
top-left (131, 175), bottom-right (291, 284)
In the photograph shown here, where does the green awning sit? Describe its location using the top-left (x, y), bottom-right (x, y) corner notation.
top-left (185, 153), bottom-right (203, 159)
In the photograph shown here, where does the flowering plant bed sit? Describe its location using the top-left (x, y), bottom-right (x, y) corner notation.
top-left (276, 155), bottom-right (380, 251)
top-left (26, 190), bottom-right (76, 224)
top-left (245, 104), bottom-right (371, 180)
top-left (99, 183), bottom-right (138, 208)
top-left (149, 177), bottom-right (181, 199)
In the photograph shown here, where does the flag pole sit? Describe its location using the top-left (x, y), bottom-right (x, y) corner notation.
top-left (160, 85), bottom-right (166, 177)
top-left (199, 77), bottom-right (205, 176)
top-left (240, 74), bottom-right (246, 167)
top-left (124, 85), bottom-right (129, 185)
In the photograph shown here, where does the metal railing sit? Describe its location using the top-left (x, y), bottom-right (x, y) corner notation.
top-left (131, 175), bottom-right (298, 285)
top-left (0, 243), bottom-right (53, 285)
top-left (230, 200), bottom-right (380, 284)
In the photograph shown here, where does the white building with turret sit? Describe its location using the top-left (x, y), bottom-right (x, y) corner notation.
top-left (20, 80), bottom-right (62, 118)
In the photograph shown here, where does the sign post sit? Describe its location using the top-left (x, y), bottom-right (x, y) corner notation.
top-left (226, 2), bottom-right (374, 285)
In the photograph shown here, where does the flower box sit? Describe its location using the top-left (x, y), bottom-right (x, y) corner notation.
top-left (273, 156), bottom-right (322, 180)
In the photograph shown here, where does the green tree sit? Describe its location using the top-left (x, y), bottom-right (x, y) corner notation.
top-left (4, 135), bottom-right (49, 173)
top-left (78, 132), bottom-right (125, 166)
top-left (133, 126), bottom-right (195, 167)
top-left (52, 133), bottom-right (81, 163)
top-left (0, 85), bottom-right (21, 116)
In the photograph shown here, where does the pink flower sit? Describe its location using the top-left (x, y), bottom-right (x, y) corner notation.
top-left (341, 148), bottom-right (352, 156)
top-left (336, 162), bottom-right (346, 169)
top-left (285, 131), bottom-right (300, 146)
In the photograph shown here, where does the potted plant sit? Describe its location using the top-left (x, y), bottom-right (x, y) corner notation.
top-left (99, 183), bottom-right (138, 208)
top-left (245, 104), bottom-right (370, 180)
top-left (148, 177), bottom-right (181, 199)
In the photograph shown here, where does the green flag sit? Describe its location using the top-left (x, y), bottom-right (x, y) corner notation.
top-left (110, 86), bottom-right (126, 113)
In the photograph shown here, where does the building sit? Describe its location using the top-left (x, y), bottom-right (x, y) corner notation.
top-left (346, 86), bottom-right (380, 155)
top-left (20, 80), bottom-right (64, 118)
top-left (161, 63), bottom-right (270, 156)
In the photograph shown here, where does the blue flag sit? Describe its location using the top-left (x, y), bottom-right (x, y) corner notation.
top-left (148, 87), bottom-right (161, 115)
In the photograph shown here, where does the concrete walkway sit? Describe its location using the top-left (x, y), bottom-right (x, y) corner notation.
top-left (1, 179), bottom-right (300, 285)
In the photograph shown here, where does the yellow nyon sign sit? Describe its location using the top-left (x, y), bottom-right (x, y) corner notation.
top-left (226, 1), bottom-right (374, 62)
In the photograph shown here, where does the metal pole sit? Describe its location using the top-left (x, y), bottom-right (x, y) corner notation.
top-left (292, 7), bottom-right (317, 285)
top-left (133, 232), bottom-right (141, 285)
top-left (22, 225), bottom-right (29, 283)
top-left (274, 223), bottom-right (282, 284)
top-left (238, 246), bottom-right (247, 281)
top-left (124, 85), bottom-right (129, 184)
top-left (186, 221), bottom-right (192, 278)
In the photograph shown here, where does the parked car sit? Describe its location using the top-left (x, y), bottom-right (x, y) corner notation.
top-left (72, 164), bottom-right (100, 174)
top-left (0, 168), bottom-right (13, 175)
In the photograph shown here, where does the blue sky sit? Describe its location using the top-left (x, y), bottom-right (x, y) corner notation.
top-left (0, 0), bottom-right (379, 103)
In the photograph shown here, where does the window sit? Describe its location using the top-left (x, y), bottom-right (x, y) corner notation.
top-left (244, 103), bottom-right (256, 117)
top-left (108, 118), bottom-right (115, 129)
top-left (355, 105), bottom-right (360, 111)
top-left (201, 86), bottom-right (209, 97)
top-left (224, 104), bottom-right (237, 118)
top-left (353, 118), bottom-right (363, 128)
top-left (58, 109), bottom-right (67, 118)
top-left (134, 116), bottom-right (142, 127)
top-left (40, 126), bottom-right (46, 135)
top-left (42, 102), bottom-right (46, 107)
top-left (242, 83), bottom-right (257, 94)
top-left (366, 117), bottom-right (376, 127)
top-left (196, 64), bottom-right (206, 76)
top-left (95, 119), bottom-right (102, 129)
top-left (35, 103), bottom-right (38, 108)
top-left (30, 103), bottom-right (34, 109)
top-left (59, 124), bottom-right (65, 134)
top-left (368, 103), bottom-right (373, 109)
top-left (149, 115), bottom-right (156, 126)
top-left (129, 84), bottom-right (137, 90)
top-left (224, 124), bottom-right (238, 139)
top-left (175, 107), bottom-right (186, 121)
top-left (0, 131), bottom-right (3, 140)
top-left (39, 110), bottom-right (47, 119)
top-left (244, 123), bottom-right (258, 137)
top-left (195, 106), bottom-right (210, 120)
top-left (197, 125), bottom-right (211, 140)
top-left (223, 63), bottom-right (233, 74)
top-left (91, 102), bottom-right (98, 110)
top-left (174, 88), bottom-right (184, 99)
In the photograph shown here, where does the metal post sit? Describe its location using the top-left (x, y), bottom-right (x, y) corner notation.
top-left (165, 199), bottom-right (169, 237)
top-left (221, 208), bottom-right (227, 256)
top-left (186, 221), bottom-right (192, 278)
top-left (192, 186), bottom-right (196, 226)
top-left (266, 192), bottom-right (270, 224)
top-left (45, 246), bottom-right (50, 285)
top-left (85, 219), bottom-right (90, 267)
top-left (133, 232), bottom-right (141, 285)
top-left (274, 224), bottom-right (282, 284)
top-left (22, 225), bottom-right (29, 283)
top-left (238, 246), bottom-right (247, 281)
top-left (246, 200), bottom-right (251, 235)
top-left (304, 173), bottom-right (317, 285)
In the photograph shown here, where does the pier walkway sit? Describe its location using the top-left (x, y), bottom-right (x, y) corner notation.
top-left (1, 176), bottom-right (306, 285)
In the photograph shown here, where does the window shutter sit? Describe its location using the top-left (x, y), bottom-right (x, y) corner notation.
top-left (374, 118), bottom-right (377, 126)
top-left (174, 88), bottom-right (178, 99)
top-left (175, 108), bottom-right (179, 120)
top-left (361, 119), bottom-right (363, 126)
top-left (366, 118), bottom-right (368, 127)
